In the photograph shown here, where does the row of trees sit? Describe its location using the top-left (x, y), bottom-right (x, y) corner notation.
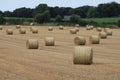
top-left (0, 1), bottom-right (120, 18)
top-left (0, 1), bottom-right (120, 26)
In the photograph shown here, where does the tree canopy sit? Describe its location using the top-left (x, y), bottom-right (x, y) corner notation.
top-left (0, 14), bottom-right (6, 24)
top-left (35, 10), bottom-right (51, 23)
top-left (1, 2), bottom-right (120, 18)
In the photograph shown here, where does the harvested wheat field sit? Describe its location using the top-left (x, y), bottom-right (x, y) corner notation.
top-left (0, 25), bottom-right (120, 80)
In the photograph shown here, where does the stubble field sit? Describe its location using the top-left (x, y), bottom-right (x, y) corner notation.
top-left (0, 25), bottom-right (120, 80)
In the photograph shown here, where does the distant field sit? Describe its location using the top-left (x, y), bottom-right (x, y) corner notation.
top-left (82, 17), bottom-right (120, 23)
top-left (5, 17), bottom-right (34, 24)
top-left (4, 17), bottom-right (120, 25)
top-left (5, 17), bottom-right (34, 20)
top-left (5, 17), bottom-right (120, 23)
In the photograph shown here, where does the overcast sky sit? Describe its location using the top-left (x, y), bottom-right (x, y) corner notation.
top-left (0, 0), bottom-right (119, 12)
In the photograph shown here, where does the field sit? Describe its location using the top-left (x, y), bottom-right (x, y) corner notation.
top-left (0, 25), bottom-right (120, 80)
top-left (5, 17), bottom-right (34, 25)
top-left (5, 17), bottom-right (120, 25)
top-left (82, 17), bottom-right (120, 23)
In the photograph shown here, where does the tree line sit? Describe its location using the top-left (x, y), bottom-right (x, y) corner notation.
top-left (0, 1), bottom-right (120, 18)
top-left (0, 1), bottom-right (120, 27)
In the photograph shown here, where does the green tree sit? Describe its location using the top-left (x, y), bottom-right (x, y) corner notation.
top-left (43, 10), bottom-right (51, 22)
top-left (0, 11), bottom-right (3, 15)
top-left (4, 11), bottom-right (13, 17)
top-left (87, 7), bottom-right (97, 18)
top-left (13, 7), bottom-right (33, 18)
top-left (49, 7), bottom-right (56, 18)
top-left (69, 9), bottom-right (75, 15)
top-left (35, 14), bottom-right (44, 23)
top-left (34, 4), bottom-right (49, 16)
top-left (96, 2), bottom-right (120, 17)
top-left (0, 14), bottom-right (6, 24)
top-left (55, 15), bottom-right (62, 22)
top-left (78, 20), bottom-right (87, 26)
top-left (117, 20), bottom-right (120, 27)
top-left (35, 10), bottom-right (51, 23)
top-left (53, 7), bottom-right (71, 18)
top-left (70, 14), bottom-right (80, 23)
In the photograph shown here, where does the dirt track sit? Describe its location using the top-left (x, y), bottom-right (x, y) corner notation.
top-left (0, 25), bottom-right (120, 80)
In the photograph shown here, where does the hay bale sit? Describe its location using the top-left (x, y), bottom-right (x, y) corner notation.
top-left (75, 24), bottom-right (80, 27)
top-left (99, 32), bottom-right (107, 39)
top-left (90, 26), bottom-right (94, 30)
top-left (0, 26), bottom-right (3, 30)
top-left (16, 25), bottom-right (21, 29)
top-left (59, 26), bottom-right (63, 30)
top-left (70, 29), bottom-right (77, 34)
top-left (74, 46), bottom-right (93, 64)
top-left (74, 36), bottom-right (86, 45)
top-left (96, 27), bottom-right (102, 32)
top-left (86, 26), bottom-right (91, 30)
top-left (45, 37), bottom-right (55, 46)
top-left (91, 26), bottom-right (94, 29)
top-left (74, 27), bottom-right (79, 32)
top-left (86, 24), bottom-right (89, 27)
top-left (104, 28), bottom-right (110, 32)
top-left (30, 22), bottom-right (34, 26)
top-left (6, 29), bottom-right (13, 35)
top-left (89, 35), bottom-right (100, 44)
top-left (26, 39), bottom-right (39, 49)
top-left (48, 27), bottom-right (53, 31)
top-left (19, 28), bottom-right (26, 34)
top-left (31, 27), bottom-right (38, 34)
top-left (106, 30), bottom-right (112, 36)
top-left (30, 26), bottom-right (34, 31)
top-left (86, 25), bottom-right (94, 30)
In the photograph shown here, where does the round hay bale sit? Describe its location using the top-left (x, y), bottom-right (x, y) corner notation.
top-left (104, 28), bottom-right (110, 32)
top-left (26, 39), bottom-right (39, 49)
top-left (89, 35), bottom-right (100, 44)
top-left (6, 29), bottom-right (13, 35)
top-left (48, 27), bottom-right (53, 31)
top-left (70, 29), bottom-right (77, 34)
top-left (99, 32), bottom-right (107, 39)
top-left (86, 26), bottom-right (91, 30)
top-left (45, 37), bottom-right (55, 46)
top-left (73, 46), bottom-right (93, 64)
top-left (106, 30), bottom-right (112, 36)
top-left (96, 27), bottom-right (102, 32)
top-left (19, 28), bottom-right (26, 34)
top-left (16, 25), bottom-right (21, 29)
top-left (74, 27), bottom-right (79, 32)
top-left (0, 26), bottom-right (3, 30)
top-left (74, 36), bottom-right (86, 45)
top-left (31, 28), bottom-right (38, 34)
top-left (59, 26), bottom-right (63, 30)
top-left (30, 26), bottom-right (34, 31)
top-left (86, 24), bottom-right (89, 27)
top-left (30, 22), bottom-right (34, 26)
top-left (75, 24), bottom-right (80, 27)
top-left (90, 26), bottom-right (94, 30)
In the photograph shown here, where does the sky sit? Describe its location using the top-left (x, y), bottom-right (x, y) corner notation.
top-left (0, 0), bottom-right (120, 12)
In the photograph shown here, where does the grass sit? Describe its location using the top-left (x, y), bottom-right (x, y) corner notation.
top-left (82, 17), bottom-right (120, 23)
top-left (5, 17), bottom-right (34, 21)
top-left (5, 17), bottom-right (34, 25)
top-left (5, 17), bottom-right (120, 23)
top-left (4, 17), bottom-right (120, 26)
